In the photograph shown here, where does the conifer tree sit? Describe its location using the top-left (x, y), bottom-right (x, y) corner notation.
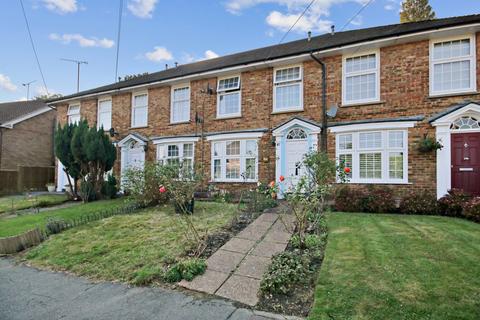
top-left (55, 122), bottom-right (81, 199)
top-left (400, 0), bottom-right (436, 23)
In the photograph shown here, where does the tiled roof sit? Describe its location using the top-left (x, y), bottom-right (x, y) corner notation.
top-left (0, 100), bottom-right (50, 125)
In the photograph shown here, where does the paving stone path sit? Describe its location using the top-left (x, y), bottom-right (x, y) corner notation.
top-left (180, 209), bottom-right (294, 307)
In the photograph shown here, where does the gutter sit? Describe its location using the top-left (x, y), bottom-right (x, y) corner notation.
top-left (310, 52), bottom-right (328, 152)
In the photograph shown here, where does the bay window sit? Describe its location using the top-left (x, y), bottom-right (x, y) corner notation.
top-left (342, 51), bottom-right (380, 105)
top-left (273, 66), bottom-right (303, 112)
top-left (217, 75), bottom-right (241, 118)
top-left (171, 84), bottom-right (190, 123)
top-left (211, 139), bottom-right (258, 182)
top-left (157, 142), bottom-right (195, 174)
top-left (336, 130), bottom-right (408, 183)
top-left (97, 98), bottom-right (112, 130)
top-left (132, 92), bottom-right (148, 127)
top-left (430, 36), bottom-right (476, 96)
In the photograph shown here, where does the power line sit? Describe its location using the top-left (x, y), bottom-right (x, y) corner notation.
top-left (339, 0), bottom-right (375, 31)
top-left (115, 0), bottom-right (124, 82)
top-left (19, 0), bottom-right (49, 96)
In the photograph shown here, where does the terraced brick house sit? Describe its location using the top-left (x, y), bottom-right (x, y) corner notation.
top-left (49, 14), bottom-right (480, 199)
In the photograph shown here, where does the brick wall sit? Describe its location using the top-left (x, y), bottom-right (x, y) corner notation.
top-left (55, 32), bottom-right (480, 196)
top-left (1, 110), bottom-right (55, 170)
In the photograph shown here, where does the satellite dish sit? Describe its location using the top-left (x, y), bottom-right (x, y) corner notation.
top-left (109, 127), bottom-right (117, 137)
top-left (326, 105), bottom-right (338, 118)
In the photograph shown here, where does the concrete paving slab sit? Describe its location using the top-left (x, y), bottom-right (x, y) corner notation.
top-left (235, 255), bottom-right (271, 279)
top-left (220, 237), bottom-right (256, 254)
top-left (250, 241), bottom-right (287, 258)
top-left (216, 275), bottom-right (261, 306)
top-left (207, 250), bottom-right (244, 273)
top-left (179, 269), bottom-right (230, 294)
top-left (262, 230), bottom-right (292, 244)
top-left (255, 212), bottom-right (278, 223)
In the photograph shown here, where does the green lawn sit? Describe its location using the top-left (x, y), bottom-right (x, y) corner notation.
top-left (24, 201), bottom-right (237, 284)
top-left (0, 194), bottom-right (68, 214)
top-left (0, 198), bottom-right (125, 237)
top-left (310, 213), bottom-right (480, 320)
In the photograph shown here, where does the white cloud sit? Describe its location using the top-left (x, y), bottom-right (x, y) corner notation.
top-left (145, 46), bottom-right (173, 62)
top-left (181, 50), bottom-right (220, 63)
top-left (0, 74), bottom-right (17, 92)
top-left (204, 50), bottom-right (219, 59)
top-left (350, 15), bottom-right (362, 26)
top-left (127, 0), bottom-right (158, 18)
top-left (49, 33), bottom-right (114, 48)
top-left (35, 86), bottom-right (57, 97)
top-left (42, 0), bottom-right (78, 14)
top-left (225, 0), bottom-right (367, 34)
top-left (384, 4), bottom-right (394, 10)
top-left (17, 97), bottom-right (28, 101)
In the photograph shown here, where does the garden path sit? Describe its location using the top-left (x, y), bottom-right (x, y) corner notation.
top-left (179, 207), bottom-right (295, 307)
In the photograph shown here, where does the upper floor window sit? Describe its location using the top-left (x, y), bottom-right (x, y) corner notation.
top-left (430, 36), bottom-right (476, 96)
top-left (171, 85), bottom-right (190, 123)
top-left (67, 104), bottom-right (80, 124)
top-left (211, 139), bottom-right (258, 182)
top-left (217, 75), bottom-right (241, 118)
top-left (343, 52), bottom-right (379, 105)
top-left (97, 98), bottom-right (112, 130)
top-left (131, 92), bottom-right (148, 127)
top-left (273, 66), bottom-right (303, 112)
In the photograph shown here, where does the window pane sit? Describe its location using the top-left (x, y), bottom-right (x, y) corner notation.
top-left (359, 153), bottom-right (382, 179)
top-left (98, 100), bottom-right (112, 129)
top-left (245, 140), bottom-right (257, 156)
top-left (219, 92), bottom-right (240, 116)
top-left (68, 114), bottom-right (80, 124)
top-left (213, 142), bottom-right (221, 157)
top-left (339, 134), bottom-right (353, 150)
top-left (359, 132), bottom-right (382, 149)
top-left (226, 158), bottom-right (240, 179)
top-left (433, 39), bottom-right (470, 60)
top-left (245, 158), bottom-right (256, 180)
top-left (339, 154), bottom-right (353, 178)
top-left (388, 131), bottom-right (404, 148)
top-left (133, 106), bottom-right (147, 127)
top-left (346, 54), bottom-right (376, 73)
top-left (167, 158), bottom-right (180, 166)
top-left (433, 61), bottom-right (470, 92)
top-left (134, 94), bottom-right (147, 107)
top-left (172, 87), bottom-right (190, 122)
top-left (183, 144), bottom-right (193, 157)
top-left (68, 105), bottom-right (80, 115)
top-left (345, 73), bottom-right (376, 101)
top-left (168, 145), bottom-right (179, 157)
top-left (214, 159), bottom-right (221, 179)
top-left (275, 83), bottom-right (301, 110)
top-left (389, 152), bottom-right (403, 179)
top-left (226, 141), bottom-right (240, 155)
top-left (218, 77), bottom-right (240, 91)
top-left (275, 67), bottom-right (300, 82)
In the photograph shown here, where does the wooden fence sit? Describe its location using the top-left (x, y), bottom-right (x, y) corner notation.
top-left (0, 228), bottom-right (45, 254)
top-left (0, 166), bottom-right (55, 195)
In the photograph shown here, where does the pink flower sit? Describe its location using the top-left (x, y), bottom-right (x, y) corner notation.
top-left (269, 181), bottom-right (275, 188)
top-left (159, 186), bottom-right (167, 193)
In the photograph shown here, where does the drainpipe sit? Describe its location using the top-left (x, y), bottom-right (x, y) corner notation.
top-left (310, 52), bottom-right (328, 152)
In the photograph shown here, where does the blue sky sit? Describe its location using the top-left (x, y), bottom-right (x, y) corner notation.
top-left (0, 0), bottom-right (477, 102)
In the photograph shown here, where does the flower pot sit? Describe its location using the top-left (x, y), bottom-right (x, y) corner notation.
top-left (47, 185), bottom-right (56, 193)
top-left (175, 198), bottom-right (195, 214)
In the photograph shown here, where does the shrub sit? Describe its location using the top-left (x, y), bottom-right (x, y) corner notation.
top-left (242, 183), bottom-right (277, 213)
top-left (462, 197), bottom-right (480, 222)
top-left (260, 251), bottom-right (311, 295)
top-left (45, 217), bottom-right (68, 234)
top-left (438, 189), bottom-right (472, 217)
top-left (290, 233), bottom-right (326, 250)
top-left (334, 185), bottom-right (366, 212)
top-left (163, 258), bottom-right (206, 282)
top-left (362, 185), bottom-right (396, 213)
top-left (399, 190), bottom-right (438, 215)
top-left (101, 174), bottom-right (118, 199)
top-left (131, 266), bottom-right (163, 285)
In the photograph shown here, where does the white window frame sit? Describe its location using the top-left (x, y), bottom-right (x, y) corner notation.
top-left (170, 83), bottom-right (191, 124)
top-left (97, 97), bottom-right (112, 130)
top-left (156, 142), bottom-right (195, 172)
top-left (342, 50), bottom-right (380, 106)
top-left (210, 139), bottom-right (259, 183)
top-left (217, 75), bottom-right (242, 118)
top-left (67, 103), bottom-right (81, 124)
top-left (335, 129), bottom-right (408, 184)
top-left (429, 34), bottom-right (477, 97)
top-left (273, 65), bottom-right (303, 113)
top-left (131, 91), bottom-right (148, 128)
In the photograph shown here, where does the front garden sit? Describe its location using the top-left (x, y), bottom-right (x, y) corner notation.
top-left (0, 193), bottom-right (68, 214)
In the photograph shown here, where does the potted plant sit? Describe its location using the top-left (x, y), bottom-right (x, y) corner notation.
top-left (46, 182), bottom-right (56, 193)
top-left (417, 135), bottom-right (443, 153)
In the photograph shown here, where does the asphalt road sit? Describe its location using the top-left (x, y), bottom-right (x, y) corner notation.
top-left (0, 258), bottom-right (285, 320)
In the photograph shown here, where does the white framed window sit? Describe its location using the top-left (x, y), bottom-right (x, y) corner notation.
top-left (273, 65), bottom-right (303, 112)
top-left (211, 139), bottom-right (258, 182)
top-left (430, 35), bottom-right (476, 96)
top-left (131, 92), bottom-right (148, 128)
top-left (171, 84), bottom-right (190, 123)
top-left (342, 51), bottom-right (380, 105)
top-left (336, 130), bottom-right (408, 184)
top-left (67, 104), bottom-right (80, 124)
top-left (97, 98), bottom-right (112, 130)
top-left (157, 142), bottom-right (195, 174)
top-left (217, 75), bottom-right (241, 118)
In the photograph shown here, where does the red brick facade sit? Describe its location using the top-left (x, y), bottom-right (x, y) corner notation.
top-left (54, 32), bottom-right (480, 196)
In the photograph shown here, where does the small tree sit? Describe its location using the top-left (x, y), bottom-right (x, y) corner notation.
top-left (400, 0), bottom-right (435, 23)
top-left (55, 122), bottom-right (81, 198)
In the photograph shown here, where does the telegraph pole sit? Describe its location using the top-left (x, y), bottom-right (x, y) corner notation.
top-left (22, 80), bottom-right (36, 100)
top-left (60, 58), bottom-right (88, 92)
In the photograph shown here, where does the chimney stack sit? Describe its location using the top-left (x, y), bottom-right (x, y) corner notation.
top-left (331, 25), bottom-right (335, 35)
top-left (307, 31), bottom-right (312, 42)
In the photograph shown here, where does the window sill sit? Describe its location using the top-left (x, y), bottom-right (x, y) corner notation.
top-left (169, 121), bottom-right (191, 126)
top-left (129, 125), bottom-right (149, 129)
top-left (342, 180), bottom-right (411, 185)
top-left (210, 180), bottom-right (258, 183)
top-left (214, 115), bottom-right (242, 120)
top-left (341, 100), bottom-right (384, 107)
top-left (271, 108), bottom-right (304, 115)
top-left (428, 91), bottom-right (478, 99)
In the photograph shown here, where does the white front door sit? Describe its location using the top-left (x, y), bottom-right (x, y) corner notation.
top-left (285, 139), bottom-right (308, 189)
top-left (121, 145), bottom-right (145, 185)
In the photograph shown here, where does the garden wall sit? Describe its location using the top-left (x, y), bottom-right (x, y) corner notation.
top-left (0, 228), bottom-right (45, 254)
top-left (0, 166), bottom-right (54, 195)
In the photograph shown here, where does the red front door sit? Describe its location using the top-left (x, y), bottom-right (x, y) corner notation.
top-left (451, 133), bottom-right (480, 196)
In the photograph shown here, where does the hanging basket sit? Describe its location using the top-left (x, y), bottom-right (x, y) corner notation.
top-left (417, 135), bottom-right (443, 153)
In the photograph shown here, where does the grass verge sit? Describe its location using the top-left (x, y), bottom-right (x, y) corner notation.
top-left (310, 212), bottom-right (480, 320)
top-left (24, 201), bottom-right (237, 285)
top-left (0, 194), bottom-right (68, 214)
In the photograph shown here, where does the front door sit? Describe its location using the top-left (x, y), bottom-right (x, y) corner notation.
top-left (451, 133), bottom-right (480, 195)
top-left (285, 139), bottom-right (308, 189)
top-left (125, 147), bottom-right (145, 170)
